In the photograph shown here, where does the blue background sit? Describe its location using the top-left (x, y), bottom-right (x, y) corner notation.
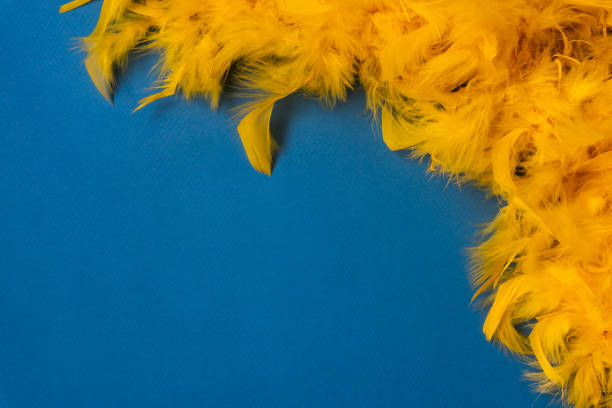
top-left (0, 2), bottom-right (554, 407)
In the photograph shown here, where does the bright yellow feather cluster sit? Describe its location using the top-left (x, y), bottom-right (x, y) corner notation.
top-left (62, 0), bottom-right (612, 406)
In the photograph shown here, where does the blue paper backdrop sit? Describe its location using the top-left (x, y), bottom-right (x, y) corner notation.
top-left (0, 2), bottom-right (555, 407)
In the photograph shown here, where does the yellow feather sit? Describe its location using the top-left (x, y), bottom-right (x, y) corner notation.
top-left (529, 316), bottom-right (567, 385)
top-left (381, 108), bottom-right (408, 151)
top-left (483, 277), bottom-right (524, 341)
top-left (59, 0), bottom-right (94, 13)
top-left (236, 101), bottom-right (278, 176)
top-left (84, 54), bottom-right (113, 104)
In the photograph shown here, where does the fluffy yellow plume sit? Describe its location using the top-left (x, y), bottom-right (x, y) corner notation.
top-left (62, 1), bottom-right (612, 406)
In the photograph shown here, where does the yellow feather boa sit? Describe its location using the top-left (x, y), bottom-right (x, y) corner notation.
top-left (61, 1), bottom-right (612, 406)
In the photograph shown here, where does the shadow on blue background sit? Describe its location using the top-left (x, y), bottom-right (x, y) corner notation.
top-left (0, 2), bottom-right (555, 407)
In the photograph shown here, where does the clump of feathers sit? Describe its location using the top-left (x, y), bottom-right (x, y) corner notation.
top-left (61, 0), bottom-right (612, 406)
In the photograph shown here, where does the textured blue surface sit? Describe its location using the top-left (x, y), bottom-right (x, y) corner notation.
top-left (0, 2), bottom-right (554, 407)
